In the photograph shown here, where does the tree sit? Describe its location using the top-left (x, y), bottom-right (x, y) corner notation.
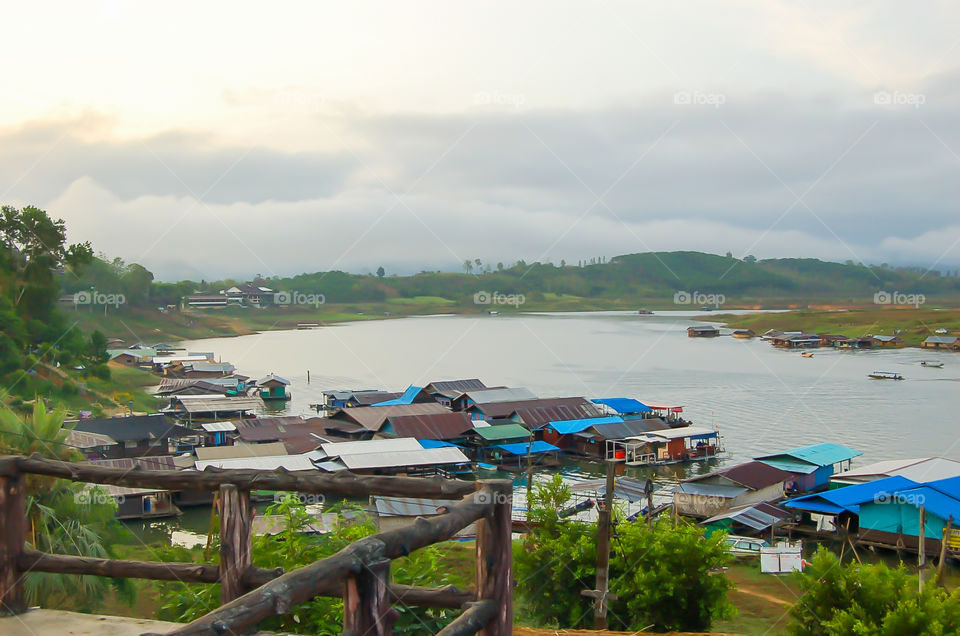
top-left (462, 260), bottom-right (473, 274)
top-left (497, 262), bottom-right (504, 271)
top-left (788, 548), bottom-right (960, 635)
top-left (515, 475), bottom-right (734, 631)
top-left (744, 255), bottom-right (757, 264)
top-left (376, 266), bottom-right (385, 279)
top-left (474, 258), bottom-right (482, 271)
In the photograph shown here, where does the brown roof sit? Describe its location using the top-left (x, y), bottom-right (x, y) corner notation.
top-left (471, 397), bottom-right (601, 428)
top-left (688, 461), bottom-right (792, 491)
top-left (352, 391), bottom-right (403, 406)
top-left (235, 418), bottom-right (339, 443)
top-left (335, 403), bottom-right (451, 431)
top-left (423, 379), bottom-right (488, 396)
top-left (282, 434), bottom-right (331, 454)
top-left (383, 412), bottom-right (476, 440)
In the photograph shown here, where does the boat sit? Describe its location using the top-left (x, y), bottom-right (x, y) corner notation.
top-left (868, 371), bottom-right (904, 380)
top-left (637, 309), bottom-right (654, 315)
top-left (920, 360), bottom-right (944, 368)
top-left (477, 462), bottom-right (497, 471)
top-left (800, 351), bottom-right (814, 358)
top-left (699, 306), bottom-right (713, 312)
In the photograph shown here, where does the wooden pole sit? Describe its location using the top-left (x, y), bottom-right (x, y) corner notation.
top-left (582, 461), bottom-right (617, 629)
top-left (645, 478), bottom-right (655, 529)
top-left (919, 506), bottom-right (927, 593)
top-left (475, 482), bottom-right (513, 636)
top-left (0, 473), bottom-right (26, 615)
top-left (218, 485), bottom-right (253, 604)
top-left (936, 516), bottom-right (953, 587)
top-left (343, 558), bottom-right (396, 636)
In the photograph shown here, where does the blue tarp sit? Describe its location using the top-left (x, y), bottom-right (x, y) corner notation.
top-left (591, 398), bottom-right (652, 414)
top-left (419, 439), bottom-right (463, 449)
top-left (924, 475), bottom-right (960, 500)
top-left (372, 385), bottom-right (422, 406)
top-left (494, 441), bottom-right (560, 455)
top-left (539, 416), bottom-right (624, 435)
top-left (784, 475), bottom-right (919, 514)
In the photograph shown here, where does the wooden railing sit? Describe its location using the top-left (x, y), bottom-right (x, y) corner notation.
top-left (0, 454), bottom-right (513, 635)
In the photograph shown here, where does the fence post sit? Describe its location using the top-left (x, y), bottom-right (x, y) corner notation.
top-left (475, 482), bottom-right (513, 636)
top-left (218, 484), bottom-right (252, 604)
top-left (0, 471), bottom-right (26, 615)
top-left (343, 558), bottom-right (396, 636)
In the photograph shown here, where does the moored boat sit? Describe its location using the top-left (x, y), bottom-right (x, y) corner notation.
top-left (868, 371), bottom-right (904, 380)
top-left (920, 360), bottom-right (944, 368)
top-left (800, 351), bottom-right (814, 358)
top-left (637, 308), bottom-right (654, 315)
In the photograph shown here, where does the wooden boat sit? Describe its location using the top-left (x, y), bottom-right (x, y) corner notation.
top-left (920, 360), bottom-right (944, 368)
top-left (637, 309), bottom-right (654, 315)
top-left (868, 371), bottom-right (904, 380)
top-left (800, 351), bottom-right (814, 358)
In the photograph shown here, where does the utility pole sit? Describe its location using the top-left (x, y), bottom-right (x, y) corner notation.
top-left (525, 431), bottom-right (534, 505)
top-left (582, 460), bottom-right (617, 628)
top-left (919, 506), bottom-right (927, 593)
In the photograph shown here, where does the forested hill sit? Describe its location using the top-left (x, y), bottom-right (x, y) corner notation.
top-left (57, 249), bottom-right (960, 308)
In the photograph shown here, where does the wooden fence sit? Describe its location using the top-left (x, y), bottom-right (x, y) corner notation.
top-left (0, 454), bottom-right (513, 635)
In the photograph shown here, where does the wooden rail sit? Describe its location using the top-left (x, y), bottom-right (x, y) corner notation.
top-left (0, 454), bottom-right (513, 635)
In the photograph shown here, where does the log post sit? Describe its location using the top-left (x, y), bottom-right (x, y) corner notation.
top-left (475, 481), bottom-right (513, 636)
top-left (218, 484), bottom-right (252, 604)
top-left (343, 557), bottom-right (396, 636)
top-left (937, 515), bottom-right (953, 587)
top-left (0, 472), bottom-right (26, 615)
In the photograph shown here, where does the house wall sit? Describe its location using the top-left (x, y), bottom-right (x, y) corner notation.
top-left (674, 493), bottom-right (732, 518)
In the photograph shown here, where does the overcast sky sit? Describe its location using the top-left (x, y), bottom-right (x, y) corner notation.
top-left (2, 1), bottom-right (959, 281)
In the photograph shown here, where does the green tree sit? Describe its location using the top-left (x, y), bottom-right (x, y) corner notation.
top-left (376, 266), bottom-right (386, 278)
top-left (789, 548), bottom-right (960, 635)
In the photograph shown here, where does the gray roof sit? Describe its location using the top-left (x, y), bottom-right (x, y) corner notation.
top-left (676, 483), bottom-right (748, 499)
top-left (925, 336), bottom-right (958, 344)
top-left (373, 496), bottom-right (461, 517)
top-left (460, 387), bottom-right (537, 404)
top-left (338, 447), bottom-right (470, 470)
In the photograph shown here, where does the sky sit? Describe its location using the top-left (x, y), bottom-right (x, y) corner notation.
top-left (2, 1), bottom-right (959, 281)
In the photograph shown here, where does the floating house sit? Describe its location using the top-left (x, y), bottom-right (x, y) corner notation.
top-left (450, 387), bottom-right (538, 412)
top-left (539, 416), bottom-right (624, 449)
top-left (687, 325), bottom-right (720, 338)
top-left (480, 441), bottom-right (561, 472)
top-left (324, 445), bottom-right (472, 477)
top-left (84, 456), bottom-right (182, 519)
top-left (422, 379), bottom-right (487, 407)
top-left (869, 334), bottom-right (904, 348)
top-left (322, 390), bottom-right (402, 409)
top-left (70, 414), bottom-right (193, 458)
top-left (769, 333), bottom-right (821, 348)
top-left (200, 421), bottom-right (236, 447)
top-left (732, 329), bottom-right (756, 339)
top-left (702, 502), bottom-right (791, 537)
top-left (829, 457), bottom-right (960, 487)
top-left (331, 403), bottom-right (451, 432)
top-left (194, 441), bottom-right (289, 463)
top-left (258, 374), bottom-right (291, 401)
top-left (568, 418), bottom-right (671, 458)
top-left (606, 426), bottom-right (722, 465)
top-left (378, 411), bottom-right (476, 442)
top-left (755, 443), bottom-right (862, 493)
top-left (463, 397), bottom-right (601, 428)
top-left (162, 395), bottom-right (263, 423)
top-left (922, 336), bottom-right (960, 350)
top-left (156, 378), bottom-right (247, 397)
top-left (473, 423), bottom-right (532, 447)
top-left (783, 475), bottom-right (917, 533)
top-left (675, 461), bottom-right (793, 518)
top-left (371, 385), bottom-right (432, 406)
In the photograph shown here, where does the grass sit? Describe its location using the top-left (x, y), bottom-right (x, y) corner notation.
top-left (712, 306), bottom-right (960, 347)
top-left (386, 296), bottom-right (457, 306)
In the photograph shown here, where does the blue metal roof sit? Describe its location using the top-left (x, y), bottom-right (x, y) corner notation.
top-left (591, 398), bottom-right (652, 414)
top-left (539, 416), bottom-right (624, 434)
top-left (784, 475), bottom-right (918, 514)
top-left (886, 486), bottom-right (960, 522)
top-left (924, 475), bottom-right (960, 500)
top-left (756, 443), bottom-right (862, 468)
top-left (418, 439), bottom-right (464, 449)
top-left (494, 441), bottom-right (560, 455)
top-left (372, 385), bottom-right (422, 406)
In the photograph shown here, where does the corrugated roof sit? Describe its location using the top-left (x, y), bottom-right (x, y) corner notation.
top-left (676, 483), bottom-right (747, 498)
top-left (336, 403), bottom-right (450, 431)
top-left (320, 437), bottom-right (423, 457)
top-left (493, 441), bottom-right (560, 455)
top-left (201, 421), bottom-right (237, 432)
top-left (591, 398), bottom-right (652, 414)
top-left (194, 442), bottom-right (289, 461)
top-left (475, 424), bottom-right (531, 441)
top-left (459, 387), bottom-right (538, 404)
top-left (586, 418), bottom-right (669, 440)
top-left (689, 461), bottom-right (792, 491)
top-left (381, 412), bottom-right (476, 440)
top-left (702, 502), bottom-right (791, 530)
top-left (626, 426), bottom-right (718, 442)
top-left (234, 419), bottom-right (335, 443)
top-left (756, 443), bottom-right (862, 468)
top-left (372, 385), bottom-right (423, 406)
top-left (339, 447), bottom-right (469, 470)
top-left (756, 458), bottom-right (820, 475)
top-left (66, 429), bottom-right (116, 448)
top-left (351, 391), bottom-right (403, 406)
top-left (424, 379), bottom-right (487, 396)
top-left (832, 457), bottom-right (957, 483)
top-left (71, 414), bottom-right (192, 442)
top-left (473, 397), bottom-right (600, 427)
top-left (258, 373), bottom-right (290, 386)
top-left (87, 456), bottom-right (179, 471)
top-left (925, 336), bottom-right (959, 344)
top-left (195, 454), bottom-right (316, 471)
top-left (168, 396), bottom-right (263, 414)
top-left (540, 416), bottom-right (624, 435)
top-left (373, 496), bottom-right (461, 517)
top-left (785, 475), bottom-right (919, 514)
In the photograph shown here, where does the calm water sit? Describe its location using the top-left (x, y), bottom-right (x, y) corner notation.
top-left (127, 311), bottom-right (960, 545)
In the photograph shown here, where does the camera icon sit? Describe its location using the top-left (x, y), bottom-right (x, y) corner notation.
top-left (873, 290), bottom-right (891, 305)
top-left (75, 491), bottom-right (92, 505)
top-left (474, 291), bottom-right (491, 305)
top-left (673, 290), bottom-right (691, 304)
top-left (274, 291), bottom-right (292, 305)
top-left (873, 91), bottom-right (892, 105)
top-left (673, 91), bottom-right (692, 105)
top-left (74, 291), bottom-right (92, 305)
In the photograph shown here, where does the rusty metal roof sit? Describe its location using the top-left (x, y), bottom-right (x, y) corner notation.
top-left (472, 397), bottom-right (601, 428)
top-left (381, 412), bottom-right (476, 440)
top-left (688, 460), bottom-right (792, 491)
top-left (335, 403), bottom-right (450, 431)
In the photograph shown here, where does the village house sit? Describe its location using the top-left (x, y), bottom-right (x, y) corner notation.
top-left (185, 293), bottom-right (227, 308)
top-left (258, 373), bottom-right (291, 401)
top-left (69, 414), bottom-right (193, 459)
top-left (377, 411), bottom-right (477, 443)
top-left (590, 397), bottom-right (653, 420)
top-left (330, 402), bottom-right (451, 432)
top-left (922, 335), bottom-right (960, 350)
top-left (755, 443), bottom-right (862, 493)
top-left (450, 387), bottom-right (538, 412)
top-left (223, 283), bottom-right (275, 307)
top-left (687, 325), bottom-right (720, 338)
top-left (421, 378), bottom-right (488, 407)
top-left (674, 461), bottom-right (793, 518)
top-left (463, 396), bottom-right (602, 428)
top-left (869, 334), bottom-right (904, 348)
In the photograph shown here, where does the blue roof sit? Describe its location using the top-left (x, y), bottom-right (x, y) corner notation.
top-left (886, 486), bottom-right (960, 522)
top-left (419, 439), bottom-right (464, 449)
top-left (539, 416), bottom-right (624, 434)
top-left (372, 385), bottom-right (422, 406)
top-left (784, 476), bottom-right (918, 514)
top-left (591, 398), bottom-right (652, 414)
top-left (494, 441), bottom-right (561, 455)
top-left (756, 443), bottom-right (862, 468)
top-left (923, 475), bottom-right (960, 500)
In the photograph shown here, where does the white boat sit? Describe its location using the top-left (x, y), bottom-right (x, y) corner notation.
top-left (920, 360), bottom-right (944, 368)
top-left (868, 371), bottom-right (904, 380)
top-left (800, 351), bottom-right (814, 358)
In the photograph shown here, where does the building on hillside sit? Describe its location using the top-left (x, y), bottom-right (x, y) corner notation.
top-left (223, 283), bottom-right (275, 307)
top-left (186, 294), bottom-right (227, 308)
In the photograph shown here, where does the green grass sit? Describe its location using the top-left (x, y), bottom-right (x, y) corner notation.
top-left (386, 296), bottom-right (457, 306)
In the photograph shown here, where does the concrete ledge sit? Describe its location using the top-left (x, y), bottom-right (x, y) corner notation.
top-left (0, 608), bottom-right (182, 635)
